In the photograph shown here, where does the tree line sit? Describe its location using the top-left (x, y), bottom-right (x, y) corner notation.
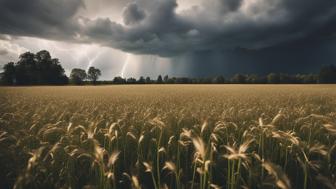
top-left (70, 67), bottom-right (101, 85)
top-left (1, 50), bottom-right (336, 85)
top-left (0, 50), bottom-right (101, 85)
top-left (105, 70), bottom-right (335, 85)
top-left (1, 50), bottom-right (68, 85)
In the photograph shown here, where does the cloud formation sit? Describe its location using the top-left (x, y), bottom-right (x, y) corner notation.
top-left (1, 0), bottom-right (335, 56)
top-left (0, 49), bottom-right (8, 56)
top-left (122, 2), bottom-right (146, 25)
top-left (80, 0), bottom-right (336, 55)
top-left (0, 0), bottom-right (83, 41)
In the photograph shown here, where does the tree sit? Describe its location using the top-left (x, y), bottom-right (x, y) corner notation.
top-left (138, 76), bottom-right (145, 84)
top-left (113, 77), bottom-right (126, 84)
top-left (15, 52), bottom-right (36, 85)
top-left (145, 77), bottom-right (151, 84)
top-left (1, 50), bottom-right (68, 85)
top-left (87, 66), bottom-right (101, 84)
top-left (231, 74), bottom-right (246, 84)
top-left (267, 73), bottom-right (280, 84)
top-left (318, 65), bottom-right (336, 83)
top-left (34, 50), bottom-right (68, 84)
top-left (48, 58), bottom-right (68, 84)
top-left (213, 76), bottom-right (225, 84)
top-left (176, 77), bottom-right (192, 84)
top-left (157, 75), bottom-right (163, 84)
top-left (246, 74), bottom-right (260, 84)
top-left (167, 77), bottom-right (176, 84)
top-left (70, 68), bottom-right (87, 85)
top-left (1, 62), bottom-right (16, 85)
top-left (164, 75), bottom-right (169, 83)
top-left (302, 74), bottom-right (317, 84)
top-left (126, 77), bottom-right (136, 84)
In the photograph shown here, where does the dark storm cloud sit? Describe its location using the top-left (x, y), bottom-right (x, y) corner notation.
top-left (1, 0), bottom-right (335, 56)
top-left (171, 37), bottom-right (336, 77)
top-left (218, 0), bottom-right (243, 12)
top-left (122, 2), bottom-right (146, 25)
top-left (78, 0), bottom-right (336, 56)
top-left (0, 0), bottom-right (336, 75)
top-left (0, 0), bottom-right (83, 39)
top-left (74, 0), bottom-right (192, 56)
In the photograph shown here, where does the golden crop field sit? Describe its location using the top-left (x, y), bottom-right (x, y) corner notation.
top-left (0, 85), bottom-right (336, 189)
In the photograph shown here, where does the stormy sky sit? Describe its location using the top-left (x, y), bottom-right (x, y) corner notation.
top-left (0, 0), bottom-right (335, 79)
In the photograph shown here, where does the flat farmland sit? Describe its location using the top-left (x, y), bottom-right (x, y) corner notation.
top-left (0, 85), bottom-right (335, 189)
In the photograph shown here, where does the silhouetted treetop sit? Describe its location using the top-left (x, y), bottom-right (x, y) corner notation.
top-left (70, 68), bottom-right (87, 85)
top-left (319, 65), bottom-right (336, 84)
top-left (87, 66), bottom-right (101, 85)
top-left (1, 50), bottom-right (68, 85)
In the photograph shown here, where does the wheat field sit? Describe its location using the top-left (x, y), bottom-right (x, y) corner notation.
top-left (0, 85), bottom-right (335, 189)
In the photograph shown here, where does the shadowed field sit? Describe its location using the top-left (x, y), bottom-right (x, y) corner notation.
top-left (0, 85), bottom-right (335, 189)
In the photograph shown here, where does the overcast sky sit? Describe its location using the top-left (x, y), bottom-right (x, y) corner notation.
top-left (0, 0), bottom-right (335, 79)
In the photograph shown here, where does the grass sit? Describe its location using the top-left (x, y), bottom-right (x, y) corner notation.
top-left (0, 85), bottom-right (335, 189)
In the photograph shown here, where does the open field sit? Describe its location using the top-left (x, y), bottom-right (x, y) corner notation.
top-left (0, 85), bottom-right (336, 189)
